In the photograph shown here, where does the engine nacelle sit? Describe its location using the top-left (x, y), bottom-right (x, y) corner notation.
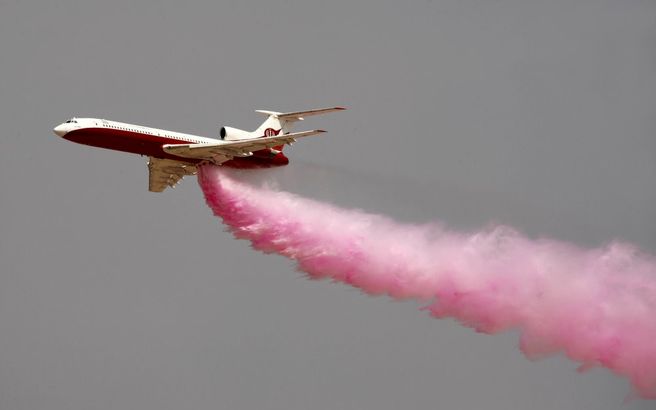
top-left (220, 126), bottom-right (252, 141)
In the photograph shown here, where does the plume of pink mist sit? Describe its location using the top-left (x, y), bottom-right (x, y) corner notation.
top-left (198, 165), bottom-right (656, 399)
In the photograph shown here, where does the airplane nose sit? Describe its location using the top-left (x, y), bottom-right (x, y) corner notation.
top-left (53, 124), bottom-right (67, 137)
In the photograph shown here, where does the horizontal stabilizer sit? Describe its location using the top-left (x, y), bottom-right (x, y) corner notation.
top-left (255, 106), bottom-right (345, 122)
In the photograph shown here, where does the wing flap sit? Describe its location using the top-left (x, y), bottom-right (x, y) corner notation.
top-left (163, 129), bottom-right (325, 162)
top-left (147, 157), bottom-right (197, 192)
top-left (162, 144), bottom-right (232, 164)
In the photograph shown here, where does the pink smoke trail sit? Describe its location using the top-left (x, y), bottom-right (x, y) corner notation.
top-left (198, 166), bottom-right (656, 399)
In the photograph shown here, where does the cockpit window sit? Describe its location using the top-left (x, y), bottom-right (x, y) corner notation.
top-left (65, 119), bottom-right (78, 124)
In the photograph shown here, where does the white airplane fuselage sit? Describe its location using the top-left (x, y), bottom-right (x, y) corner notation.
top-left (53, 118), bottom-right (289, 168)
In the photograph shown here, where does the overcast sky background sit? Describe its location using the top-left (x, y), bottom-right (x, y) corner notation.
top-left (1, 1), bottom-right (655, 409)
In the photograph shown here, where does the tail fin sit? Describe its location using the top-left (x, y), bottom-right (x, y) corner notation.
top-left (253, 112), bottom-right (286, 137)
top-left (253, 106), bottom-right (345, 137)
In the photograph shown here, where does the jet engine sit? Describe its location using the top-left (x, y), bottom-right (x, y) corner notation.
top-left (220, 126), bottom-right (252, 141)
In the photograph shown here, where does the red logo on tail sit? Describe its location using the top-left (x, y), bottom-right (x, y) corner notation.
top-left (263, 128), bottom-right (281, 137)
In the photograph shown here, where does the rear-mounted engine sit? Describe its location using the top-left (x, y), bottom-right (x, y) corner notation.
top-left (220, 126), bottom-right (252, 141)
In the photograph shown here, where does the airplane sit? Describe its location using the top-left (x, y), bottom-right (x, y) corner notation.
top-left (53, 107), bottom-right (345, 192)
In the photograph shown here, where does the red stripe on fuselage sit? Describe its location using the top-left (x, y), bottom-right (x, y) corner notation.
top-left (63, 127), bottom-right (191, 161)
top-left (63, 127), bottom-right (288, 168)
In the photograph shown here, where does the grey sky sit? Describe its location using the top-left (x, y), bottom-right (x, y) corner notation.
top-left (1, 1), bottom-right (655, 409)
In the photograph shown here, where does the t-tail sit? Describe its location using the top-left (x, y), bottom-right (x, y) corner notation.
top-left (219, 106), bottom-right (346, 142)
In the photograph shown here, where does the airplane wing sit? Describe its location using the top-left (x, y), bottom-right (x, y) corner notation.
top-left (147, 157), bottom-right (197, 192)
top-left (162, 129), bottom-right (325, 163)
top-left (255, 107), bottom-right (345, 122)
